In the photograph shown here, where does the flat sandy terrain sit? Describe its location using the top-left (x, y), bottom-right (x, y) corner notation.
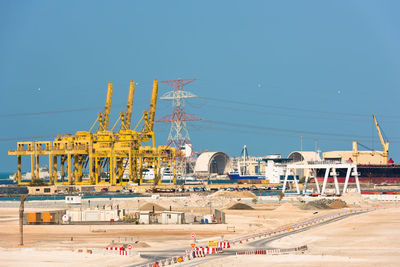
top-left (0, 195), bottom-right (398, 267)
top-left (201, 207), bottom-right (400, 267)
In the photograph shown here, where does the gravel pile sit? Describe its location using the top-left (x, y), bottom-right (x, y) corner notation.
top-left (301, 199), bottom-right (346, 210)
top-left (329, 199), bottom-right (347, 209)
top-left (228, 203), bottom-right (254, 210)
top-left (211, 191), bottom-right (257, 198)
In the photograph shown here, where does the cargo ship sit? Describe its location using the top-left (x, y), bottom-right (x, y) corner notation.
top-left (227, 171), bottom-right (265, 184)
top-left (227, 145), bottom-right (267, 183)
top-left (227, 171), bottom-right (265, 180)
top-left (315, 114), bottom-right (400, 184)
top-left (316, 164), bottom-right (400, 184)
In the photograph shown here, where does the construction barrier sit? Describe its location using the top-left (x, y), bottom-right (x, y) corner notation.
top-left (193, 250), bottom-right (206, 258)
top-left (137, 249), bottom-right (208, 267)
top-left (195, 246), bottom-right (223, 254)
top-left (217, 241), bottom-right (230, 248)
top-left (106, 246), bottom-right (125, 251)
top-left (236, 245), bottom-right (308, 256)
top-left (120, 250), bottom-right (128, 256)
top-left (105, 246), bottom-right (138, 257)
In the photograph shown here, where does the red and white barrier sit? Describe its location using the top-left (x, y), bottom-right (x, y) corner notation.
top-left (106, 246), bottom-right (136, 257)
top-left (193, 250), bottom-right (205, 258)
top-left (106, 246), bottom-right (125, 251)
top-left (217, 241), bottom-right (230, 248)
top-left (195, 247), bottom-right (222, 254)
top-left (236, 245), bottom-right (308, 256)
top-left (185, 249), bottom-right (206, 258)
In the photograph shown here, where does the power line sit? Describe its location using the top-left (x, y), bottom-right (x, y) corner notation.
top-left (199, 103), bottom-right (369, 123)
top-left (203, 124), bottom-right (400, 144)
top-left (200, 96), bottom-right (400, 120)
top-left (199, 120), bottom-right (400, 141)
top-left (0, 104), bottom-right (125, 118)
top-left (0, 107), bottom-right (103, 118)
top-left (204, 120), bottom-right (370, 139)
top-left (0, 135), bottom-right (58, 142)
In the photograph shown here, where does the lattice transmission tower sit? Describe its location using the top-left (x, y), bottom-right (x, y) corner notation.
top-left (157, 79), bottom-right (201, 175)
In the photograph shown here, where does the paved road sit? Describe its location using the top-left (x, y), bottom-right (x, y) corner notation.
top-left (128, 211), bottom-right (367, 267)
top-left (248, 212), bottom-right (362, 248)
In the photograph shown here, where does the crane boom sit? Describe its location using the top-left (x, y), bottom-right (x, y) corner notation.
top-left (372, 113), bottom-right (389, 163)
top-left (102, 82), bottom-right (113, 131)
top-left (148, 79), bottom-right (158, 132)
top-left (125, 80), bottom-right (135, 130)
top-left (373, 114), bottom-right (385, 146)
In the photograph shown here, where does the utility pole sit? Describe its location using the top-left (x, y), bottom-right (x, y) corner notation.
top-left (300, 136), bottom-right (303, 152)
top-left (19, 195), bottom-right (27, 246)
top-left (314, 138), bottom-right (318, 152)
top-left (157, 79), bottom-right (201, 176)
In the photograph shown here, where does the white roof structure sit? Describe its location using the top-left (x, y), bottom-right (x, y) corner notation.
top-left (194, 152), bottom-right (230, 175)
top-left (288, 151), bottom-right (321, 163)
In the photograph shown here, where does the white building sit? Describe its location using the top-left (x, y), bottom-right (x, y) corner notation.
top-left (161, 211), bottom-right (184, 224)
top-left (264, 160), bottom-right (288, 184)
top-left (66, 208), bottom-right (124, 222)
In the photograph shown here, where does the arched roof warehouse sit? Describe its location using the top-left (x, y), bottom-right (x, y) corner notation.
top-left (288, 151), bottom-right (321, 163)
top-left (194, 152), bottom-right (230, 175)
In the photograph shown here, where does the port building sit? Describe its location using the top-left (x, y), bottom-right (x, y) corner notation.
top-left (194, 152), bottom-right (230, 177)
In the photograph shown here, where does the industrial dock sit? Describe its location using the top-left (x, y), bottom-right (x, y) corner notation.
top-left (1, 73), bottom-right (400, 267)
top-left (2, 1), bottom-right (400, 267)
top-left (1, 56), bottom-right (400, 267)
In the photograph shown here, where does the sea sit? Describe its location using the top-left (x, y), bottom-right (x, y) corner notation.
top-left (0, 171), bottom-right (283, 200)
top-left (0, 172), bottom-right (15, 185)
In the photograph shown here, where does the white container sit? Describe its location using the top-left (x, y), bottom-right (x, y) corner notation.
top-left (65, 196), bottom-right (82, 205)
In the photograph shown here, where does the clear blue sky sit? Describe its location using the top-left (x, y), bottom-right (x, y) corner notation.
top-left (1, 1), bottom-right (400, 172)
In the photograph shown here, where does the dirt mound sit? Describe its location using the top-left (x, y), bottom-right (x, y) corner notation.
top-left (300, 199), bottom-right (342, 210)
top-left (228, 203), bottom-right (254, 210)
top-left (140, 202), bottom-right (167, 211)
top-left (211, 190), bottom-right (256, 198)
top-left (225, 201), bottom-right (239, 209)
top-left (274, 203), bottom-right (299, 211)
top-left (329, 199), bottom-right (347, 209)
top-left (132, 241), bottom-right (150, 248)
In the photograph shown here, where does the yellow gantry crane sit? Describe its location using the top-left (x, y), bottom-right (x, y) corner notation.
top-left (8, 79), bottom-right (175, 186)
top-left (352, 113), bottom-right (390, 164)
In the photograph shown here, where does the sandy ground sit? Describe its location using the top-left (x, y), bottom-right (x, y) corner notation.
top-left (201, 207), bottom-right (400, 267)
top-left (0, 195), bottom-right (398, 266)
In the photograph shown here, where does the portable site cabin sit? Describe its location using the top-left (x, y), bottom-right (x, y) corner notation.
top-left (65, 196), bottom-right (82, 205)
top-left (161, 211), bottom-right (184, 224)
top-left (24, 210), bottom-right (65, 224)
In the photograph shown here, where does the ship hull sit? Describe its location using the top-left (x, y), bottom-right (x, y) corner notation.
top-left (228, 173), bottom-right (265, 184)
top-left (316, 177), bottom-right (400, 184)
top-left (316, 164), bottom-right (400, 184)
